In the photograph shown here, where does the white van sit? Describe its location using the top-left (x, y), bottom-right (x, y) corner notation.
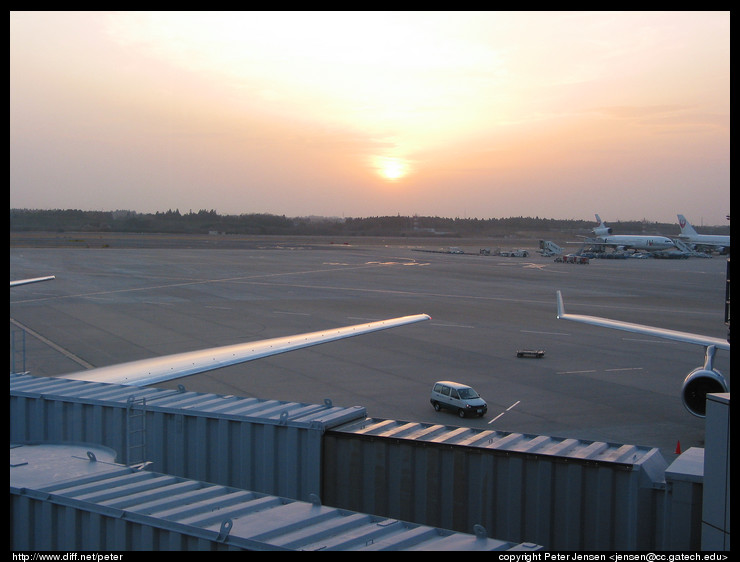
top-left (430, 381), bottom-right (487, 418)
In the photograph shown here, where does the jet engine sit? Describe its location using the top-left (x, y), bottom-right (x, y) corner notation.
top-left (592, 224), bottom-right (612, 236)
top-left (681, 345), bottom-right (729, 417)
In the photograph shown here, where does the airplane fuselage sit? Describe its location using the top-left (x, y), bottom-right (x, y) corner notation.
top-left (678, 233), bottom-right (730, 247)
top-left (595, 235), bottom-right (675, 251)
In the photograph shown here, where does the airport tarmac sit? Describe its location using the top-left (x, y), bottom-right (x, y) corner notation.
top-left (10, 235), bottom-right (730, 462)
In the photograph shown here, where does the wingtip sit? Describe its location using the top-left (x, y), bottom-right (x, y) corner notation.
top-left (556, 290), bottom-right (564, 319)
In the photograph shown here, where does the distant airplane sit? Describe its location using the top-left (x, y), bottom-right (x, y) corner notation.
top-left (677, 214), bottom-right (730, 254)
top-left (556, 290), bottom-right (729, 417)
top-left (585, 215), bottom-right (675, 253)
top-left (9, 275), bottom-right (55, 287)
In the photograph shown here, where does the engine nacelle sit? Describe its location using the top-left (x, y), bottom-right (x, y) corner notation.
top-left (593, 226), bottom-right (612, 236)
top-left (682, 367), bottom-right (728, 417)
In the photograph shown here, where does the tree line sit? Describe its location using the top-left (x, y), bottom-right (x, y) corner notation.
top-left (9, 208), bottom-right (728, 238)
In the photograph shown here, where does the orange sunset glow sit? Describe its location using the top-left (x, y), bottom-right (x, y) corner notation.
top-left (9, 11), bottom-right (730, 224)
top-left (375, 157), bottom-right (409, 181)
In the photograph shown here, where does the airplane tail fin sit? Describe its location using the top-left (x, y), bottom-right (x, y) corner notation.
top-left (592, 214), bottom-right (611, 236)
top-left (677, 215), bottom-right (699, 236)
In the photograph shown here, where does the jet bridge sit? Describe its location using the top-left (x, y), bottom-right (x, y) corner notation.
top-left (9, 373), bottom-right (724, 551)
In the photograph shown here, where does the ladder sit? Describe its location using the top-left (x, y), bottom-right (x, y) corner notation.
top-left (125, 396), bottom-right (147, 466)
top-left (10, 328), bottom-right (26, 375)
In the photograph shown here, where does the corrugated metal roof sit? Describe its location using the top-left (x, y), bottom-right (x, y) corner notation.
top-left (10, 442), bottom-right (120, 490)
top-left (11, 442), bottom-right (542, 551)
top-left (10, 373), bottom-right (365, 429)
top-left (332, 418), bottom-right (664, 467)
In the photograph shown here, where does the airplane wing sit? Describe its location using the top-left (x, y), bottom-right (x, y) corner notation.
top-left (556, 291), bottom-right (729, 350)
top-left (10, 276), bottom-right (56, 287)
top-left (61, 314), bottom-right (431, 386)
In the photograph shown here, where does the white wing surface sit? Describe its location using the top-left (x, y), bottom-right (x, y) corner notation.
top-left (63, 314), bottom-right (431, 386)
top-left (10, 276), bottom-right (56, 287)
top-left (556, 291), bottom-right (729, 350)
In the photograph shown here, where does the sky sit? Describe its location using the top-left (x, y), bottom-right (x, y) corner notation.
top-left (10, 11), bottom-right (731, 225)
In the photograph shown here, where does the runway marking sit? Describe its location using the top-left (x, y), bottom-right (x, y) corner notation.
top-left (428, 322), bottom-right (475, 329)
top-left (623, 337), bottom-right (677, 345)
top-left (520, 329), bottom-right (570, 336)
top-left (489, 400), bottom-right (521, 424)
top-left (274, 311), bottom-right (310, 316)
top-left (9, 261), bottom-right (403, 304)
top-left (9, 317), bottom-right (96, 370)
top-left (365, 260), bottom-right (430, 267)
top-left (557, 367), bottom-right (643, 375)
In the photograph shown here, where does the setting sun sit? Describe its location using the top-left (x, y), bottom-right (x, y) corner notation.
top-left (375, 156), bottom-right (408, 181)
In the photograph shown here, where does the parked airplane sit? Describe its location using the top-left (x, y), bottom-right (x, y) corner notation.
top-left (586, 215), bottom-right (676, 252)
top-left (556, 291), bottom-right (728, 417)
top-left (677, 214), bottom-right (730, 254)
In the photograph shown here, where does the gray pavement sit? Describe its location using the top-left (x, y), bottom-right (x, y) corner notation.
top-left (10, 236), bottom-right (730, 462)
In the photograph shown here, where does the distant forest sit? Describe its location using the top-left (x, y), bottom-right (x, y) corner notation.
top-left (9, 208), bottom-right (729, 238)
